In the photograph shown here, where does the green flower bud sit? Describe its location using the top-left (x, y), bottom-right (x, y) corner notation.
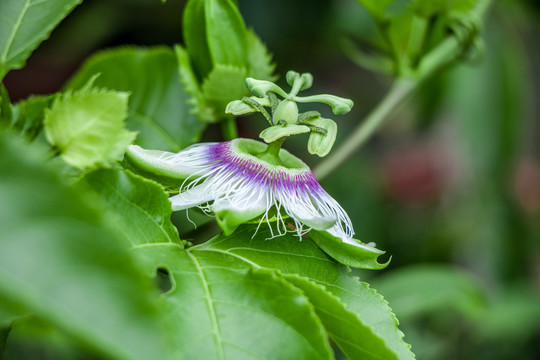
top-left (272, 100), bottom-right (298, 125)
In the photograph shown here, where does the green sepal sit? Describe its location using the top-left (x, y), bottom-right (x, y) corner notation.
top-left (123, 145), bottom-right (192, 184)
top-left (295, 94), bottom-right (354, 115)
top-left (246, 78), bottom-right (287, 98)
top-left (305, 117), bottom-right (338, 157)
top-left (225, 96), bottom-right (271, 115)
top-left (309, 230), bottom-right (390, 270)
top-left (260, 124), bottom-right (310, 143)
top-left (213, 201), bottom-right (266, 236)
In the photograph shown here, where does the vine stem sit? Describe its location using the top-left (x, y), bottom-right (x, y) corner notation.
top-left (221, 115), bottom-right (238, 141)
top-left (313, 0), bottom-right (493, 180)
top-left (313, 78), bottom-right (414, 179)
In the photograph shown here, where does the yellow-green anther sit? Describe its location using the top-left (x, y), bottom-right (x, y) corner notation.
top-left (305, 117), bottom-right (338, 157)
top-left (295, 94), bottom-right (354, 115)
top-left (245, 78), bottom-right (287, 98)
top-left (259, 124), bottom-right (310, 143)
top-left (272, 99), bottom-right (298, 125)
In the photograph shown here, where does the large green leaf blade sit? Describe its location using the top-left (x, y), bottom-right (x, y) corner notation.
top-left (0, 0), bottom-right (81, 79)
top-left (83, 168), bottom-right (181, 246)
top-left (66, 46), bottom-right (206, 152)
top-left (133, 245), bottom-right (334, 360)
top-left (196, 226), bottom-right (415, 360)
top-left (0, 136), bottom-right (172, 360)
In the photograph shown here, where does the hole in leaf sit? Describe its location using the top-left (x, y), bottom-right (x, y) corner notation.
top-left (154, 267), bottom-right (173, 293)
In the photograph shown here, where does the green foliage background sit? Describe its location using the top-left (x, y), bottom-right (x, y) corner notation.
top-left (1, 0), bottom-right (539, 359)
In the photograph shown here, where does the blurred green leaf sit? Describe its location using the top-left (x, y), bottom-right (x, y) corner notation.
top-left (133, 245), bottom-right (334, 359)
top-left (205, 0), bottom-right (248, 68)
top-left (370, 265), bottom-right (485, 320)
top-left (412, 0), bottom-right (476, 17)
top-left (0, 0), bottom-right (81, 79)
top-left (246, 30), bottom-right (276, 81)
top-left (83, 168), bottom-right (181, 246)
top-left (0, 86), bottom-right (12, 127)
top-left (183, 0), bottom-right (213, 80)
top-left (175, 44), bottom-right (215, 123)
top-left (196, 226), bottom-right (415, 360)
top-left (0, 135), bottom-right (172, 360)
top-left (201, 64), bottom-right (247, 118)
top-left (10, 95), bottom-right (55, 141)
top-left (44, 86), bottom-right (136, 169)
top-left (355, 0), bottom-right (396, 20)
top-left (66, 47), bottom-right (206, 152)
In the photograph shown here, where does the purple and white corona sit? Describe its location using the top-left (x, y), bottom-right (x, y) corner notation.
top-left (127, 139), bottom-right (359, 245)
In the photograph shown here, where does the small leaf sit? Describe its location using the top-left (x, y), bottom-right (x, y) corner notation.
top-left (44, 86), bottom-right (136, 169)
top-left (309, 230), bottom-right (390, 270)
top-left (205, 0), bottom-right (248, 67)
top-left (260, 124), bottom-right (310, 143)
top-left (201, 64), bottom-right (248, 119)
top-left (66, 46), bottom-right (206, 152)
top-left (0, 0), bottom-right (82, 79)
top-left (83, 168), bottom-right (181, 247)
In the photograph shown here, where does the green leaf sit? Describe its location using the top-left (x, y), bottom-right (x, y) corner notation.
top-left (310, 230), bottom-right (390, 270)
top-left (183, 0), bottom-right (213, 80)
top-left (175, 44), bottom-right (215, 123)
top-left (83, 168), bottom-right (181, 247)
top-left (10, 95), bottom-right (55, 141)
top-left (370, 265), bottom-right (485, 320)
top-left (43, 86), bottom-right (136, 169)
top-left (0, 135), bottom-right (172, 360)
top-left (66, 46), bottom-right (206, 152)
top-left (284, 275), bottom-right (400, 360)
top-left (355, 0), bottom-right (396, 20)
top-left (246, 30), bottom-right (276, 81)
top-left (0, 86), bottom-right (13, 127)
top-left (412, 0), bottom-right (476, 17)
top-left (197, 226), bottom-right (415, 360)
top-left (201, 64), bottom-right (248, 118)
top-left (205, 0), bottom-right (248, 68)
top-left (132, 245), bottom-right (334, 359)
top-left (0, 0), bottom-right (81, 79)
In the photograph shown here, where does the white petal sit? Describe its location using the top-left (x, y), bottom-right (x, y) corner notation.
top-left (282, 194), bottom-right (337, 230)
top-left (169, 183), bottom-right (215, 211)
top-left (126, 144), bottom-right (213, 179)
top-left (211, 193), bottom-right (268, 235)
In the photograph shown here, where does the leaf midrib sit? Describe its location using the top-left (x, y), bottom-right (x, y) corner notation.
top-left (0, 0), bottom-right (31, 63)
top-left (185, 251), bottom-right (224, 360)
